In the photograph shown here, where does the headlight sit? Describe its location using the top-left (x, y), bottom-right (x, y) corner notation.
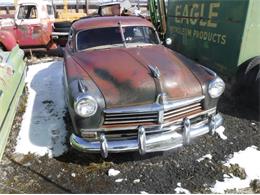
top-left (208, 77), bottom-right (225, 98)
top-left (74, 95), bottom-right (98, 117)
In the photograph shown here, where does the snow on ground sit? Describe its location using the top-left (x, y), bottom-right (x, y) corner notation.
top-left (115, 178), bottom-right (124, 183)
top-left (211, 146), bottom-right (260, 193)
top-left (197, 154), bottom-right (212, 162)
top-left (174, 182), bottom-right (191, 194)
top-left (215, 126), bottom-right (227, 140)
top-left (108, 168), bottom-right (121, 176)
top-left (15, 61), bottom-right (68, 157)
top-left (133, 179), bottom-right (140, 183)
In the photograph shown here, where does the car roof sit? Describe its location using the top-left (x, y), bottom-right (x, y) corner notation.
top-left (72, 16), bottom-right (154, 31)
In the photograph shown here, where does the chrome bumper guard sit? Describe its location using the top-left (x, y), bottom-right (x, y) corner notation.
top-left (70, 113), bottom-right (223, 158)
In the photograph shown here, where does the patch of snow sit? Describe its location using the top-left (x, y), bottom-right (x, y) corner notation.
top-left (108, 168), bottom-right (120, 176)
top-left (175, 182), bottom-right (191, 194)
top-left (215, 126), bottom-right (227, 140)
top-left (211, 146), bottom-right (260, 193)
top-left (197, 154), bottom-right (212, 162)
top-left (115, 178), bottom-right (124, 183)
top-left (15, 61), bottom-right (67, 157)
top-left (140, 191), bottom-right (149, 194)
top-left (134, 179), bottom-right (140, 183)
top-left (115, 178), bottom-right (127, 183)
top-left (71, 173), bottom-right (76, 177)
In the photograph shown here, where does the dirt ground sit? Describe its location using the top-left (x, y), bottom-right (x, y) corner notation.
top-left (0, 54), bottom-right (259, 194)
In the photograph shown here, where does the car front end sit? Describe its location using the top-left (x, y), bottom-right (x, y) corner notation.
top-left (64, 16), bottom-right (225, 158)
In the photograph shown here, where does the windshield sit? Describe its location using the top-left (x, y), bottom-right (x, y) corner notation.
top-left (17, 5), bottom-right (37, 19)
top-left (77, 26), bottom-right (159, 51)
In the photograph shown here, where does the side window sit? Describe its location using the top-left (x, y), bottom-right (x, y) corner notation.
top-left (17, 5), bottom-right (37, 19)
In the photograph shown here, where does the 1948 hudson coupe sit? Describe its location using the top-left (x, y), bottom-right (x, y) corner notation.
top-left (63, 16), bottom-right (225, 158)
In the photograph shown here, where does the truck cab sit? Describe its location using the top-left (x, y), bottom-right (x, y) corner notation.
top-left (0, 0), bottom-right (55, 50)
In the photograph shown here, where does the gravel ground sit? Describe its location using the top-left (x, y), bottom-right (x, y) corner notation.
top-left (0, 56), bottom-right (259, 194)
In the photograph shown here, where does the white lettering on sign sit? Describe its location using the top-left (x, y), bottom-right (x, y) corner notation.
top-left (175, 2), bottom-right (220, 28)
top-left (172, 26), bottom-right (227, 45)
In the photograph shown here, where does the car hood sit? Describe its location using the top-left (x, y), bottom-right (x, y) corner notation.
top-left (72, 45), bottom-right (203, 108)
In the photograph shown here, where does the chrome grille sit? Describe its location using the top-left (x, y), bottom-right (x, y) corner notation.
top-left (164, 102), bottom-right (202, 122)
top-left (104, 112), bottom-right (158, 125)
top-left (103, 96), bottom-right (204, 128)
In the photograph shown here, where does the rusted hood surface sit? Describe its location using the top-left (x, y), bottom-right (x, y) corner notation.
top-left (72, 45), bottom-right (203, 108)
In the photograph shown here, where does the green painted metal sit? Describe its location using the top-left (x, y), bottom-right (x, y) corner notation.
top-left (153, 0), bottom-right (260, 77)
top-left (148, 0), bottom-right (161, 31)
top-left (0, 45), bottom-right (26, 160)
top-left (238, 0), bottom-right (260, 66)
top-left (148, 0), bottom-right (167, 38)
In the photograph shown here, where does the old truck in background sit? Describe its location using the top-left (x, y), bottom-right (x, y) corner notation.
top-left (149, 0), bottom-right (260, 106)
top-left (0, 45), bottom-right (26, 160)
top-left (0, 0), bottom-right (56, 51)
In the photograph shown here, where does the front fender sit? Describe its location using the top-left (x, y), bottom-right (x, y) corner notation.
top-left (0, 30), bottom-right (17, 51)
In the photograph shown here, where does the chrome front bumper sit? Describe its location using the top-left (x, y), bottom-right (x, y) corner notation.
top-left (70, 113), bottom-right (223, 158)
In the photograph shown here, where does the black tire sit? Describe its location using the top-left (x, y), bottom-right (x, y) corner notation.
top-left (245, 65), bottom-right (260, 108)
top-left (237, 63), bottom-right (260, 112)
top-left (0, 43), bottom-right (6, 51)
top-left (54, 21), bottom-right (72, 29)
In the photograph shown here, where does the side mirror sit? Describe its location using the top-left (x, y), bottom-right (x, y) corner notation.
top-left (165, 38), bottom-right (172, 46)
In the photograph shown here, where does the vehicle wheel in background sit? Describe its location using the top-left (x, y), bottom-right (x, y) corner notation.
top-left (0, 43), bottom-right (6, 51)
top-left (245, 65), bottom-right (260, 110)
top-left (237, 59), bottom-right (260, 112)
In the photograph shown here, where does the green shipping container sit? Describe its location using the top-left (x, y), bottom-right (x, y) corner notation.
top-left (165, 0), bottom-right (260, 77)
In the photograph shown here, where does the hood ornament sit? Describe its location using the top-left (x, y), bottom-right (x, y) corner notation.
top-left (148, 64), bottom-right (160, 78)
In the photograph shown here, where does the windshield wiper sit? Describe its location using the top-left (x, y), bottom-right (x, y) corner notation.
top-left (118, 21), bottom-right (126, 48)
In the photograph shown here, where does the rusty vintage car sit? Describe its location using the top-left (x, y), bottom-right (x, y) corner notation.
top-left (63, 16), bottom-right (225, 158)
